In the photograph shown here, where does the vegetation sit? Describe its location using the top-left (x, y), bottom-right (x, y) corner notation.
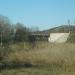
top-left (0, 15), bottom-right (36, 47)
top-left (0, 42), bottom-right (75, 75)
top-left (0, 15), bottom-right (75, 75)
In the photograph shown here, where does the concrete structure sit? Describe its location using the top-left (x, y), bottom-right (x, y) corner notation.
top-left (48, 33), bottom-right (70, 43)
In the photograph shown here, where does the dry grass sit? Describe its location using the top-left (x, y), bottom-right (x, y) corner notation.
top-left (1, 65), bottom-right (75, 75)
top-left (1, 42), bottom-right (75, 75)
top-left (4, 42), bottom-right (75, 65)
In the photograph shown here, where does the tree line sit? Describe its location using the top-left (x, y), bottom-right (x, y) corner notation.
top-left (0, 15), bottom-right (36, 46)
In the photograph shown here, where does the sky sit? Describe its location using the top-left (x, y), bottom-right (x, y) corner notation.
top-left (0, 0), bottom-right (75, 30)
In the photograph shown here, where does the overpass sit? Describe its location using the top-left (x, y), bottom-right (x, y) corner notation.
top-left (31, 33), bottom-right (50, 41)
top-left (32, 33), bottom-right (49, 37)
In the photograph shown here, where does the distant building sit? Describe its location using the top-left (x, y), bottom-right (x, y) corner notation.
top-left (48, 33), bottom-right (70, 43)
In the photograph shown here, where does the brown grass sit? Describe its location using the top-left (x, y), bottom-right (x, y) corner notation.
top-left (4, 42), bottom-right (75, 66)
top-left (1, 42), bottom-right (75, 75)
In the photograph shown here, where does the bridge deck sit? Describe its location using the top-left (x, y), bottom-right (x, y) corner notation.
top-left (32, 34), bottom-right (49, 37)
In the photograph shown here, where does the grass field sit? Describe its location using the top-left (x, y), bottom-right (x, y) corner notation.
top-left (0, 65), bottom-right (75, 75)
top-left (0, 42), bottom-right (75, 75)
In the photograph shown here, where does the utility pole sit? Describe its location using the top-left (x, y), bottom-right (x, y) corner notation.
top-left (68, 19), bottom-right (71, 33)
top-left (0, 24), bottom-right (3, 46)
top-left (1, 31), bottom-right (2, 46)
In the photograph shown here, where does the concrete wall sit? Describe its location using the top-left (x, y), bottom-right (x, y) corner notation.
top-left (48, 33), bottom-right (70, 43)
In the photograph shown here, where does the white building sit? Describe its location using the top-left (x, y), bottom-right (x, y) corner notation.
top-left (48, 33), bottom-right (70, 43)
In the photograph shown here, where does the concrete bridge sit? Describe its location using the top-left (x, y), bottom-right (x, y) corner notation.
top-left (31, 33), bottom-right (50, 41)
top-left (32, 33), bottom-right (49, 37)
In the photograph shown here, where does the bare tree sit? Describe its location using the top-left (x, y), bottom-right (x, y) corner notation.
top-left (0, 15), bottom-right (12, 46)
top-left (14, 22), bottom-right (30, 42)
